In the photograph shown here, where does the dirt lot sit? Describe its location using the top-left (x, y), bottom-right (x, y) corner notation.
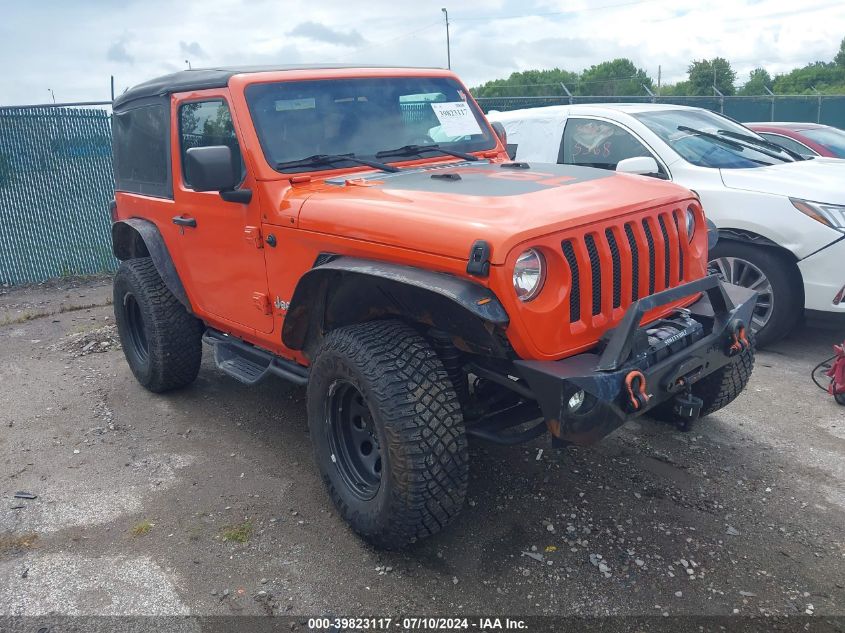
top-left (1, 277), bottom-right (843, 622)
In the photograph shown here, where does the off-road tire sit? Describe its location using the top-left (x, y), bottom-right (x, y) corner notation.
top-left (113, 258), bottom-right (203, 393)
top-left (307, 320), bottom-right (469, 549)
top-left (709, 241), bottom-right (802, 347)
top-left (650, 333), bottom-right (756, 425)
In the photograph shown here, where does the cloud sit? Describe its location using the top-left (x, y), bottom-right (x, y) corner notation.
top-left (179, 40), bottom-right (207, 59)
top-left (287, 21), bottom-right (366, 47)
top-left (106, 37), bottom-right (133, 64)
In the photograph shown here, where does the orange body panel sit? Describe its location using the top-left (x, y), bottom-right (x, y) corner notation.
top-left (113, 67), bottom-right (706, 365)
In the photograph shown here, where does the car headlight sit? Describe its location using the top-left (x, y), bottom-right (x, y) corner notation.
top-left (513, 248), bottom-right (546, 301)
top-left (791, 198), bottom-right (845, 232)
top-left (685, 206), bottom-right (696, 241)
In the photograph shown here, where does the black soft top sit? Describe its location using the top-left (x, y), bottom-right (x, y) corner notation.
top-left (112, 64), bottom-right (427, 110)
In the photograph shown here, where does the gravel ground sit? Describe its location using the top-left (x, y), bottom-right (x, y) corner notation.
top-left (0, 277), bottom-right (843, 623)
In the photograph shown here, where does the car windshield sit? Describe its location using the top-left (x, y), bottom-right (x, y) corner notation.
top-left (633, 109), bottom-right (792, 169)
top-left (801, 127), bottom-right (845, 158)
top-left (245, 77), bottom-right (496, 172)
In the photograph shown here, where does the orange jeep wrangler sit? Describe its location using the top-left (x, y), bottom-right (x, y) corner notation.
top-left (110, 65), bottom-right (756, 548)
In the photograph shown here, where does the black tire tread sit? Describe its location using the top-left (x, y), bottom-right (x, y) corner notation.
top-left (114, 258), bottom-right (203, 393)
top-left (308, 320), bottom-right (469, 549)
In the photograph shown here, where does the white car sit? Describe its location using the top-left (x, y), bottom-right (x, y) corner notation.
top-left (488, 104), bottom-right (845, 345)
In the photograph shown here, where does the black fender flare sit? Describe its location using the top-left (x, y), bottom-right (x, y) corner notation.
top-left (111, 218), bottom-right (192, 311)
top-left (282, 257), bottom-right (510, 357)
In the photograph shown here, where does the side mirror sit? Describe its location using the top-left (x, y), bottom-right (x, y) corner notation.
top-left (185, 146), bottom-right (240, 192)
top-left (706, 218), bottom-right (719, 252)
top-left (491, 121), bottom-right (507, 145)
top-left (616, 156), bottom-right (660, 176)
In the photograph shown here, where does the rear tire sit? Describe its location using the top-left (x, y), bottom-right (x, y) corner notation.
top-left (708, 241), bottom-right (801, 347)
top-left (113, 258), bottom-right (203, 393)
top-left (650, 333), bottom-right (755, 425)
top-left (307, 320), bottom-right (469, 549)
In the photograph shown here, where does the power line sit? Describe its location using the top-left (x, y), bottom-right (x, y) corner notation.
top-left (349, 20), bottom-right (442, 56)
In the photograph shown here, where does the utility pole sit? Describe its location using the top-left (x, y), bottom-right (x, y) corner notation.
top-left (657, 65), bottom-right (661, 97)
top-left (110, 75), bottom-right (115, 102)
top-left (441, 8), bottom-right (451, 70)
top-left (185, 59), bottom-right (192, 70)
top-left (48, 88), bottom-right (56, 103)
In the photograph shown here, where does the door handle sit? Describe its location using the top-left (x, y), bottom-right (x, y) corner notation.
top-left (172, 215), bottom-right (197, 228)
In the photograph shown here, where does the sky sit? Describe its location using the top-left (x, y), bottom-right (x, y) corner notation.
top-left (0, 0), bottom-right (843, 105)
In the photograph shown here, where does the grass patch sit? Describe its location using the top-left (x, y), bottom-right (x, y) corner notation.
top-left (131, 520), bottom-right (153, 537)
top-left (0, 532), bottom-right (38, 554)
top-left (221, 520), bottom-right (253, 544)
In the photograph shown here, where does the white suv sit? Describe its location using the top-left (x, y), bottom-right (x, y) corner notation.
top-left (488, 104), bottom-right (845, 345)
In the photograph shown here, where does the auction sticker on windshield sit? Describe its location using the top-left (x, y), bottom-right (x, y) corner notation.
top-left (431, 102), bottom-right (483, 137)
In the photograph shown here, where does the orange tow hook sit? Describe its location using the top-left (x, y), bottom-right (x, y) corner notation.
top-left (624, 370), bottom-right (650, 412)
top-left (728, 320), bottom-right (750, 356)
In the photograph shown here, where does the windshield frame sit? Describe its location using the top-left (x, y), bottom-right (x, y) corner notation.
top-left (632, 108), bottom-right (794, 169)
top-left (243, 74), bottom-right (498, 175)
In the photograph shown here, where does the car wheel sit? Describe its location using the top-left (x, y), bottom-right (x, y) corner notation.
top-left (113, 258), bottom-right (203, 392)
top-left (307, 320), bottom-right (469, 549)
top-left (708, 241), bottom-right (802, 347)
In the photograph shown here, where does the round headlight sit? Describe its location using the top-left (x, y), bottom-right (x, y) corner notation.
top-left (685, 206), bottom-right (696, 242)
top-left (513, 248), bottom-right (546, 302)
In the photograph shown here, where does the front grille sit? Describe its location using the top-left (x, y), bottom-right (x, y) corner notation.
top-left (561, 210), bottom-right (687, 324)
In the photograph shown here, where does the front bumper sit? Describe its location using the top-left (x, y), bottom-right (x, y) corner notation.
top-left (514, 275), bottom-right (757, 445)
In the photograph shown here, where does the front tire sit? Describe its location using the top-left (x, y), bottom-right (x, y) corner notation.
top-left (708, 241), bottom-right (802, 347)
top-left (307, 320), bottom-right (469, 549)
top-left (113, 258), bottom-right (203, 393)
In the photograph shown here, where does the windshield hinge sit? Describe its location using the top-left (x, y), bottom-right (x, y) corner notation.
top-left (289, 175), bottom-right (312, 184)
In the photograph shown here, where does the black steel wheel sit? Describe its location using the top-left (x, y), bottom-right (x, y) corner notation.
top-left (307, 319), bottom-right (469, 549)
top-left (326, 380), bottom-right (383, 500)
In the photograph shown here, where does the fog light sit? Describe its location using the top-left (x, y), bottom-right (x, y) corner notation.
top-left (568, 389), bottom-right (585, 413)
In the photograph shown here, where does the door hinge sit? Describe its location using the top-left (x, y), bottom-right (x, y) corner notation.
top-left (244, 226), bottom-right (263, 249)
top-left (252, 292), bottom-right (271, 315)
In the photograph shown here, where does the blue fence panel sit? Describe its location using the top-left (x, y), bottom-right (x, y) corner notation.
top-left (0, 106), bottom-right (116, 285)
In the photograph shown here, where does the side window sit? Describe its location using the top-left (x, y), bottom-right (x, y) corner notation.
top-left (113, 102), bottom-right (171, 197)
top-left (178, 100), bottom-right (244, 187)
top-left (759, 133), bottom-right (818, 157)
top-left (560, 118), bottom-right (657, 171)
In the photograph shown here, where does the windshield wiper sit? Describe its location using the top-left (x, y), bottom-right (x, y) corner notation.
top-left (375, 144), bottom-right (479, 162)
top-left (675, 126), bottom-right (771, 166)
top-left (276, 153), bottom-right (400, 173)
top-left (717, 130), bottom-right (802, 161)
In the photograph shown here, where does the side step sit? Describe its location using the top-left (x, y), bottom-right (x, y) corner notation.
top-left (202, 330), bottom-right (309, 386)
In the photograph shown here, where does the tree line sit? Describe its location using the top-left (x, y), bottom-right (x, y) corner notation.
top-left (472, 38), bottom-right (845, 97)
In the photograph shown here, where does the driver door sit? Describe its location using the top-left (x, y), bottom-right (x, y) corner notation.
top-left (170, 94), bottom-right (274, 334)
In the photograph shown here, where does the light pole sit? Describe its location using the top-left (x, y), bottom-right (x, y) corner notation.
top-left (47, 88), bottom-right (56, 103)
top-left (441, 7), bottom-right (451, 70)
top-left (185, 59), bottom-right (192, 70)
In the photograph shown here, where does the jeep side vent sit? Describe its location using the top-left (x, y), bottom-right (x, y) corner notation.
top-left (561, 240), bottom-right (580, 323)
top-left (642, 218), bottom-right (657, 295)
top-left (584, 234), bottom-right (602, 316)
top-left (624, 223), bottom-right (640, 302)
top-left (658, 215), bottom-right (672, 288)
top-left (605, 228), bottom-right (622, 309)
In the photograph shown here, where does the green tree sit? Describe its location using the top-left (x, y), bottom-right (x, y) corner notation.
top-left (472, 68), bottom-right (578, 97)
top-left (687, 57), bottom-right (737, 95)
top-left (772, 61), bottom-right (845, 94)
top-left (738, 68), bottom-right (773, 96)
top-left (835, 37), bottom-right (845, 67)
top-left (576, 58), bottom-right (653, 96)
top-left (659, 81), bottom-right (691, 96)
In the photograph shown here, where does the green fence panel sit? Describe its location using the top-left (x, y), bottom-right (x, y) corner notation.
top-left (0, 106), bottom-right (116, 285)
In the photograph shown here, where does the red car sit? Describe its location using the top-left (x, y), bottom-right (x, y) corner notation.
top-left (747, 122), bottom-right (845, 159)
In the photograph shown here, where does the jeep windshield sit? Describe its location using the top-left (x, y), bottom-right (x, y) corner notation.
top-left (245, 77), bottom-right (496, 173)
top-left (634, 109), bottom-right (795, 169)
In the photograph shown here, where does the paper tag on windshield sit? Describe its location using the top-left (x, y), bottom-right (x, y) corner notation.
top-left (430, 102), bottom-right (483, 137)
